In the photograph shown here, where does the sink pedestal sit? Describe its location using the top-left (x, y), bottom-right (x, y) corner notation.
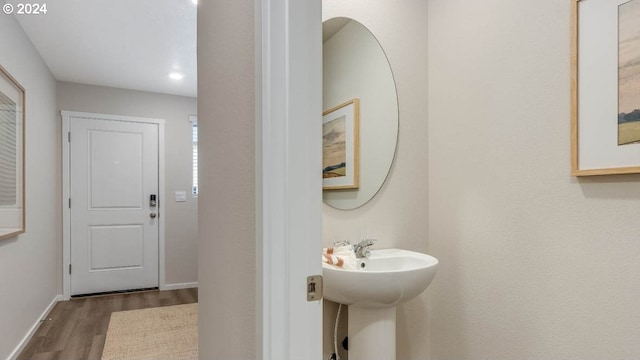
top-left (349, 306), bottom-right (396, 360)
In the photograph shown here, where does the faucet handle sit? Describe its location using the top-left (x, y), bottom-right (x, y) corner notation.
top-left (361, 238), bottom-right (376, 246)
top-left (333, 240), bottom-right (351, 247)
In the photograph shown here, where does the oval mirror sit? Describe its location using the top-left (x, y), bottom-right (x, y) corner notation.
top-left (322, 17), bottom-right (399, 210)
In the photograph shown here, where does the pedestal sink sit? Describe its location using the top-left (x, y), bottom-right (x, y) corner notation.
top-left (322, 248), bottom-right (438, 360)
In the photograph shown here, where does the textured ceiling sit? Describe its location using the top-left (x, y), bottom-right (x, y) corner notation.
top-left (6, 0), bottom-right (197, 98)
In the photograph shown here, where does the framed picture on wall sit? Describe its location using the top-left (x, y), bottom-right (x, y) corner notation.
top-left (322, 99), bottom-right (359, 190)
top-left (571, 0), bottom-right (640, 175)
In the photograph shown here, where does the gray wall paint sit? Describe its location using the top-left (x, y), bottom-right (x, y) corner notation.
top-left (429, 0), bottom-right (640, 358)
top-left (197, 0), bottom-right (256, 358)
top-left (57, 82), bottom-right (198, 286)
top-left (0, 13), bottom-right (59, 360)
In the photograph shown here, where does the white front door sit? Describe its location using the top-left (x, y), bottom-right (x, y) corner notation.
top-left (68, 113), bottom-right (160, 296)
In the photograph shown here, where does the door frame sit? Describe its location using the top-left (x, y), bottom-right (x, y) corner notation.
top-left (61, 111), bottom-right (166, 300)
top-left (256, 0), bottom-right (323, 358)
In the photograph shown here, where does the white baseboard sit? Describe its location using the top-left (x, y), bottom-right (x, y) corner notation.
top-left (162, 282), bottom-right (198, 291)
top-left (8, 294), bottom-right (62, 360)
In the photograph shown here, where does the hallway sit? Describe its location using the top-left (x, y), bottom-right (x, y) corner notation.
top-left (17, 288), bottom-right (198, 360)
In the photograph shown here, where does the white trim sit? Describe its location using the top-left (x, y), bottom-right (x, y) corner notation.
top-left (158, 122), bottom-right (166, 291)
top-left (257, 0), bottom-right (323, 359)
top-left (7, 295), bottom-right (62, 360)
top-left (61, 111), bottom-right (166, 299)
top-left (258, 0), bottom-right (288, 356)
top-left (61, 112), bottom-right (70, 300)
top-left (162, 282), bottom-right (199, 291)
top-left (60, 111), bottom-right (166, 125)
top-left (254, 0), bottom-right (264, 357)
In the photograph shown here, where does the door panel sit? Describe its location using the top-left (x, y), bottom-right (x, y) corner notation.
top-left (70, 116), bottom-right (159, 295)
top-left (89, 130), bottom-right (143, 208)
top-left (89, 225), bottom-right (143, 270)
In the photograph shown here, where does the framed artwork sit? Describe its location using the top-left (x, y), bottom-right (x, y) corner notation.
top-left (0, 64), bottom-right (25, 240)
top-left (322, 99), bottom-right (359, 190)
top-left (571, 0), bottom-right (640, 175)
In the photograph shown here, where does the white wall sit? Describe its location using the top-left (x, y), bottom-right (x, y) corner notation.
top-left (197, 0), bottom-right (256, 358)
top-left (428, 0), bottom-right (640, 359)
top-left (322, 0), bottom-right (428, 359)
top-left (57, 82), bottom-right (198, 287)
top-left (0, 12), bottom-right (60, 360)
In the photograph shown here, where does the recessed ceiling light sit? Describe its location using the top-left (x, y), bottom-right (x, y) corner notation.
top-left (192, 0), bottom-right (197, 4)
top-left (169, 72), bottom-right (184, 80)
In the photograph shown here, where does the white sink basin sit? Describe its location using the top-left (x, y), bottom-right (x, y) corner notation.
top-left (322, 248), bottom-right (438, 308)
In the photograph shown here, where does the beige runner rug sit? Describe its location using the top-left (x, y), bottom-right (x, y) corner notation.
top-left (101, 303), bottom-right (198, 360)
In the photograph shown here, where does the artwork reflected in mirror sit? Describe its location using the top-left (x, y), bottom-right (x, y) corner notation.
top-left (323, 116), bottom-right (346, 177)
top-left (323, 99), bottom-right (359, 190)
top-left (0, 65), bottom-right (25, 240)
top-left (618, 0), bottom-right (640, 145)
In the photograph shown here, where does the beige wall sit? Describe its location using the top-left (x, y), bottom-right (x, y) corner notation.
top-left (197, 0), bottom-right (256, 358)
top-left (429, 0), bottom-right (640, 358)
top-left (0, 12), bottom-right (60, 359)
top-left (57, 82), bottom-right (198, 286)
top-left (322, 0), bottom-right (429, 358)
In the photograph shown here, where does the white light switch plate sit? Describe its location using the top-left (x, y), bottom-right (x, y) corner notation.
top-left (175, 191), bottom-right (187, 202)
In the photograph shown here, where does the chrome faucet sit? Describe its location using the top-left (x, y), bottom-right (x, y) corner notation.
top-left (353, 239), bottom-right (376, 258)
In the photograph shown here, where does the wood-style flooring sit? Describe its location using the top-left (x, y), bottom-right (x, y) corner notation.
top-left (17, 288), bottom-right (198, 360)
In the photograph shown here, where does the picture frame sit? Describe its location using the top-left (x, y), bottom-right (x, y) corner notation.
top-left (322, 99), bottom-right (359, 190)
top-left (571, 0), bottom-right (640, 176)
top-left (0, 64), bottom-right (25, 240)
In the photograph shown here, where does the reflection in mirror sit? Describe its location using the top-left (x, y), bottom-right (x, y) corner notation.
top-left (0, 65), bottom-right (25, 240)
top-left (322, 17), bottom-right (398, 210)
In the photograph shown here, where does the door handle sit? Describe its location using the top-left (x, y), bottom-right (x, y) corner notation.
top-left (150, 212), bottom-right (157, 219)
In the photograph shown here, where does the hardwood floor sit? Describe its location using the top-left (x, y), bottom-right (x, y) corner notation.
top-left (17, 288), bottom-right (198, 360)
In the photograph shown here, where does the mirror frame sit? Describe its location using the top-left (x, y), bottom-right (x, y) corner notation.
top-left (0, 64), bottom-right (25, 241)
